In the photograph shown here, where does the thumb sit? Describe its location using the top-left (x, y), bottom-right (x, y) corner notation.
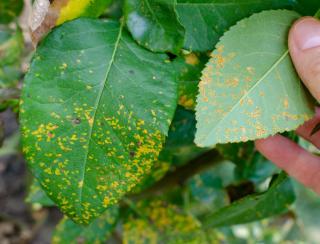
top-left (289, 17), bottom-right (320, 101)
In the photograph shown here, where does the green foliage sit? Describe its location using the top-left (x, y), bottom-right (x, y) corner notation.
top-left (173, 53), bottom-right (208, 110)
top-left (202, 173), bottom-right (295, 227)
top-left (0, 26), bottom-right (23, 87)
top-left (291, 181), bottom-right (320, 243)
top-left (0, 0), bottom-right (24, 24)
top-left (217, 142), bottom-right (278, 184)
top-left (82, 0), bottom-right (114, 17)
top-left (124, 0), bottom-right (185, 53)
top-left (163, 106), bottom-right (208, 166)
top-left (0, 26), bottom-right (23, 111)
top-left (26, 179), bottom-right (55, 207)
top-left (175, 0), bottom-right (294, 51)
top-left (20, 19), bottom-right (177, 224)
top-left (293, 0), bottom-right (320, 15)
top-left (0, 0), bottom-right (319, 243)
top-left (0, 26), bottom-right (23, 67)
top-left (52, 206), bottom-right (119, 244)
top-left (195, 10), bottom-right (314, 147)
top-left (185, 162), bottom-right (234, 216)
top-left (123, 199), bottom-right (207, 243)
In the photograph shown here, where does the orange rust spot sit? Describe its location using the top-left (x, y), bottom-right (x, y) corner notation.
top-left (283, 97), bottom-right (289, 109)
top-left (185, 53), bottom-right (199, 66)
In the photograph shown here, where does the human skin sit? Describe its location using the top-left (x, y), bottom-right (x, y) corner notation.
top-left (255, 17), bottom-right (320, 194)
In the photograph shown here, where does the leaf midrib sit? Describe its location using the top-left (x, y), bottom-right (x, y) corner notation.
top-left (78, 22), bottom-right (124, 210)
top-left (201, 49), bottom-right (289, 143)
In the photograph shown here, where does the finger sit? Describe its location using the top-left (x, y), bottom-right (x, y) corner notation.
top-left (296, 107), bottom-right (320, 149)
top-left (289, 17), bottom-right (320, 101)
top-left (255, 134), bottom-right (320, 194)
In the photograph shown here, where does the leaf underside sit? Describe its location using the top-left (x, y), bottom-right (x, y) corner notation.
top-left (20, 18), bottom-right (177, 224)
top-left (195, 10), bottom-right (314, 147)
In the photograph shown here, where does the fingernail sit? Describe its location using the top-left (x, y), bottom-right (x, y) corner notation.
top-left (294, 18), bottom-right (320, 50)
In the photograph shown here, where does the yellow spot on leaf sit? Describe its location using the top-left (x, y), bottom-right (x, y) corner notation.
top-left (185, 53), bottom-right (199, 66)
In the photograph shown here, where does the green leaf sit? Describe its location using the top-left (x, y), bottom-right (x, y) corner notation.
top-left (124, 0), bottom-right (185, 53)
top-left (316, 9), bottom-right (320, 19)
top-left (195, 10), bottom-right (314, 147)
top-left (0, 27), bottom-right (23, 111)
top-left (234, 152), bottom-right (278, 185)
top-left (293, 0), bottom-right (320, 15)
top-left (123, 200), bottom-right (206, 243)
top-left (0, 27), bottom-right (23, 67)
top-left (216, 142), bottom-right (255, 166)
top-left (164, 106), bottom-right (208, 166)
top-left (217, 142), bottom-right (278, 184)
top-left (291, 181), bottom-right (320, 243)
top-left (133, 106), bottom-right (208, 192)
top-left (52, 206), bottom-right (119, 244)
top-left (20, 19), bottom-right (177, 224)
top-left (0, 0), bottom-right (23, 24)
top-left (0, 65), bottom-right (21, 89)
top-left (104, 0), bottom-right (124, 19)
top-left (131, 153), bottom-right (171, 193)
top-left (172, 53), bottom-right (208, 110)
top-left (26, 179), bottom-right (55, 207)
top-left (0, 27), bottom-right (23, 90)
top-left (185, 162), bottom-right (235, 216)
top-left (176, 0), bottom-right (294, 51)
top-left (202, 173), bottom-right (295, 227)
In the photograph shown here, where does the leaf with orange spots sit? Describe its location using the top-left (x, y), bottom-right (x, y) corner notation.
top-left (20, 19), bottom-right (177, 224)
top-left (52, 206), bottom-right (119, 244)
top-left (172, 53), bottom-right (208, 111)
top-left (132, 106), bottom-right (208, 194)
top-left (123, 200), bottom-right (207, 243)
top-left (195, 10), bottom-right (315, 147)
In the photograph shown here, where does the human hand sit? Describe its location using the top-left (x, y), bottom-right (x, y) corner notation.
top-left (255, 17), bottom-right (320, 193)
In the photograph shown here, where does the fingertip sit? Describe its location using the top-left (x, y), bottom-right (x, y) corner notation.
top-left (289, 17), bottom-right (320, 51)
top-left (288, 17), bottom-right (320, 102)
